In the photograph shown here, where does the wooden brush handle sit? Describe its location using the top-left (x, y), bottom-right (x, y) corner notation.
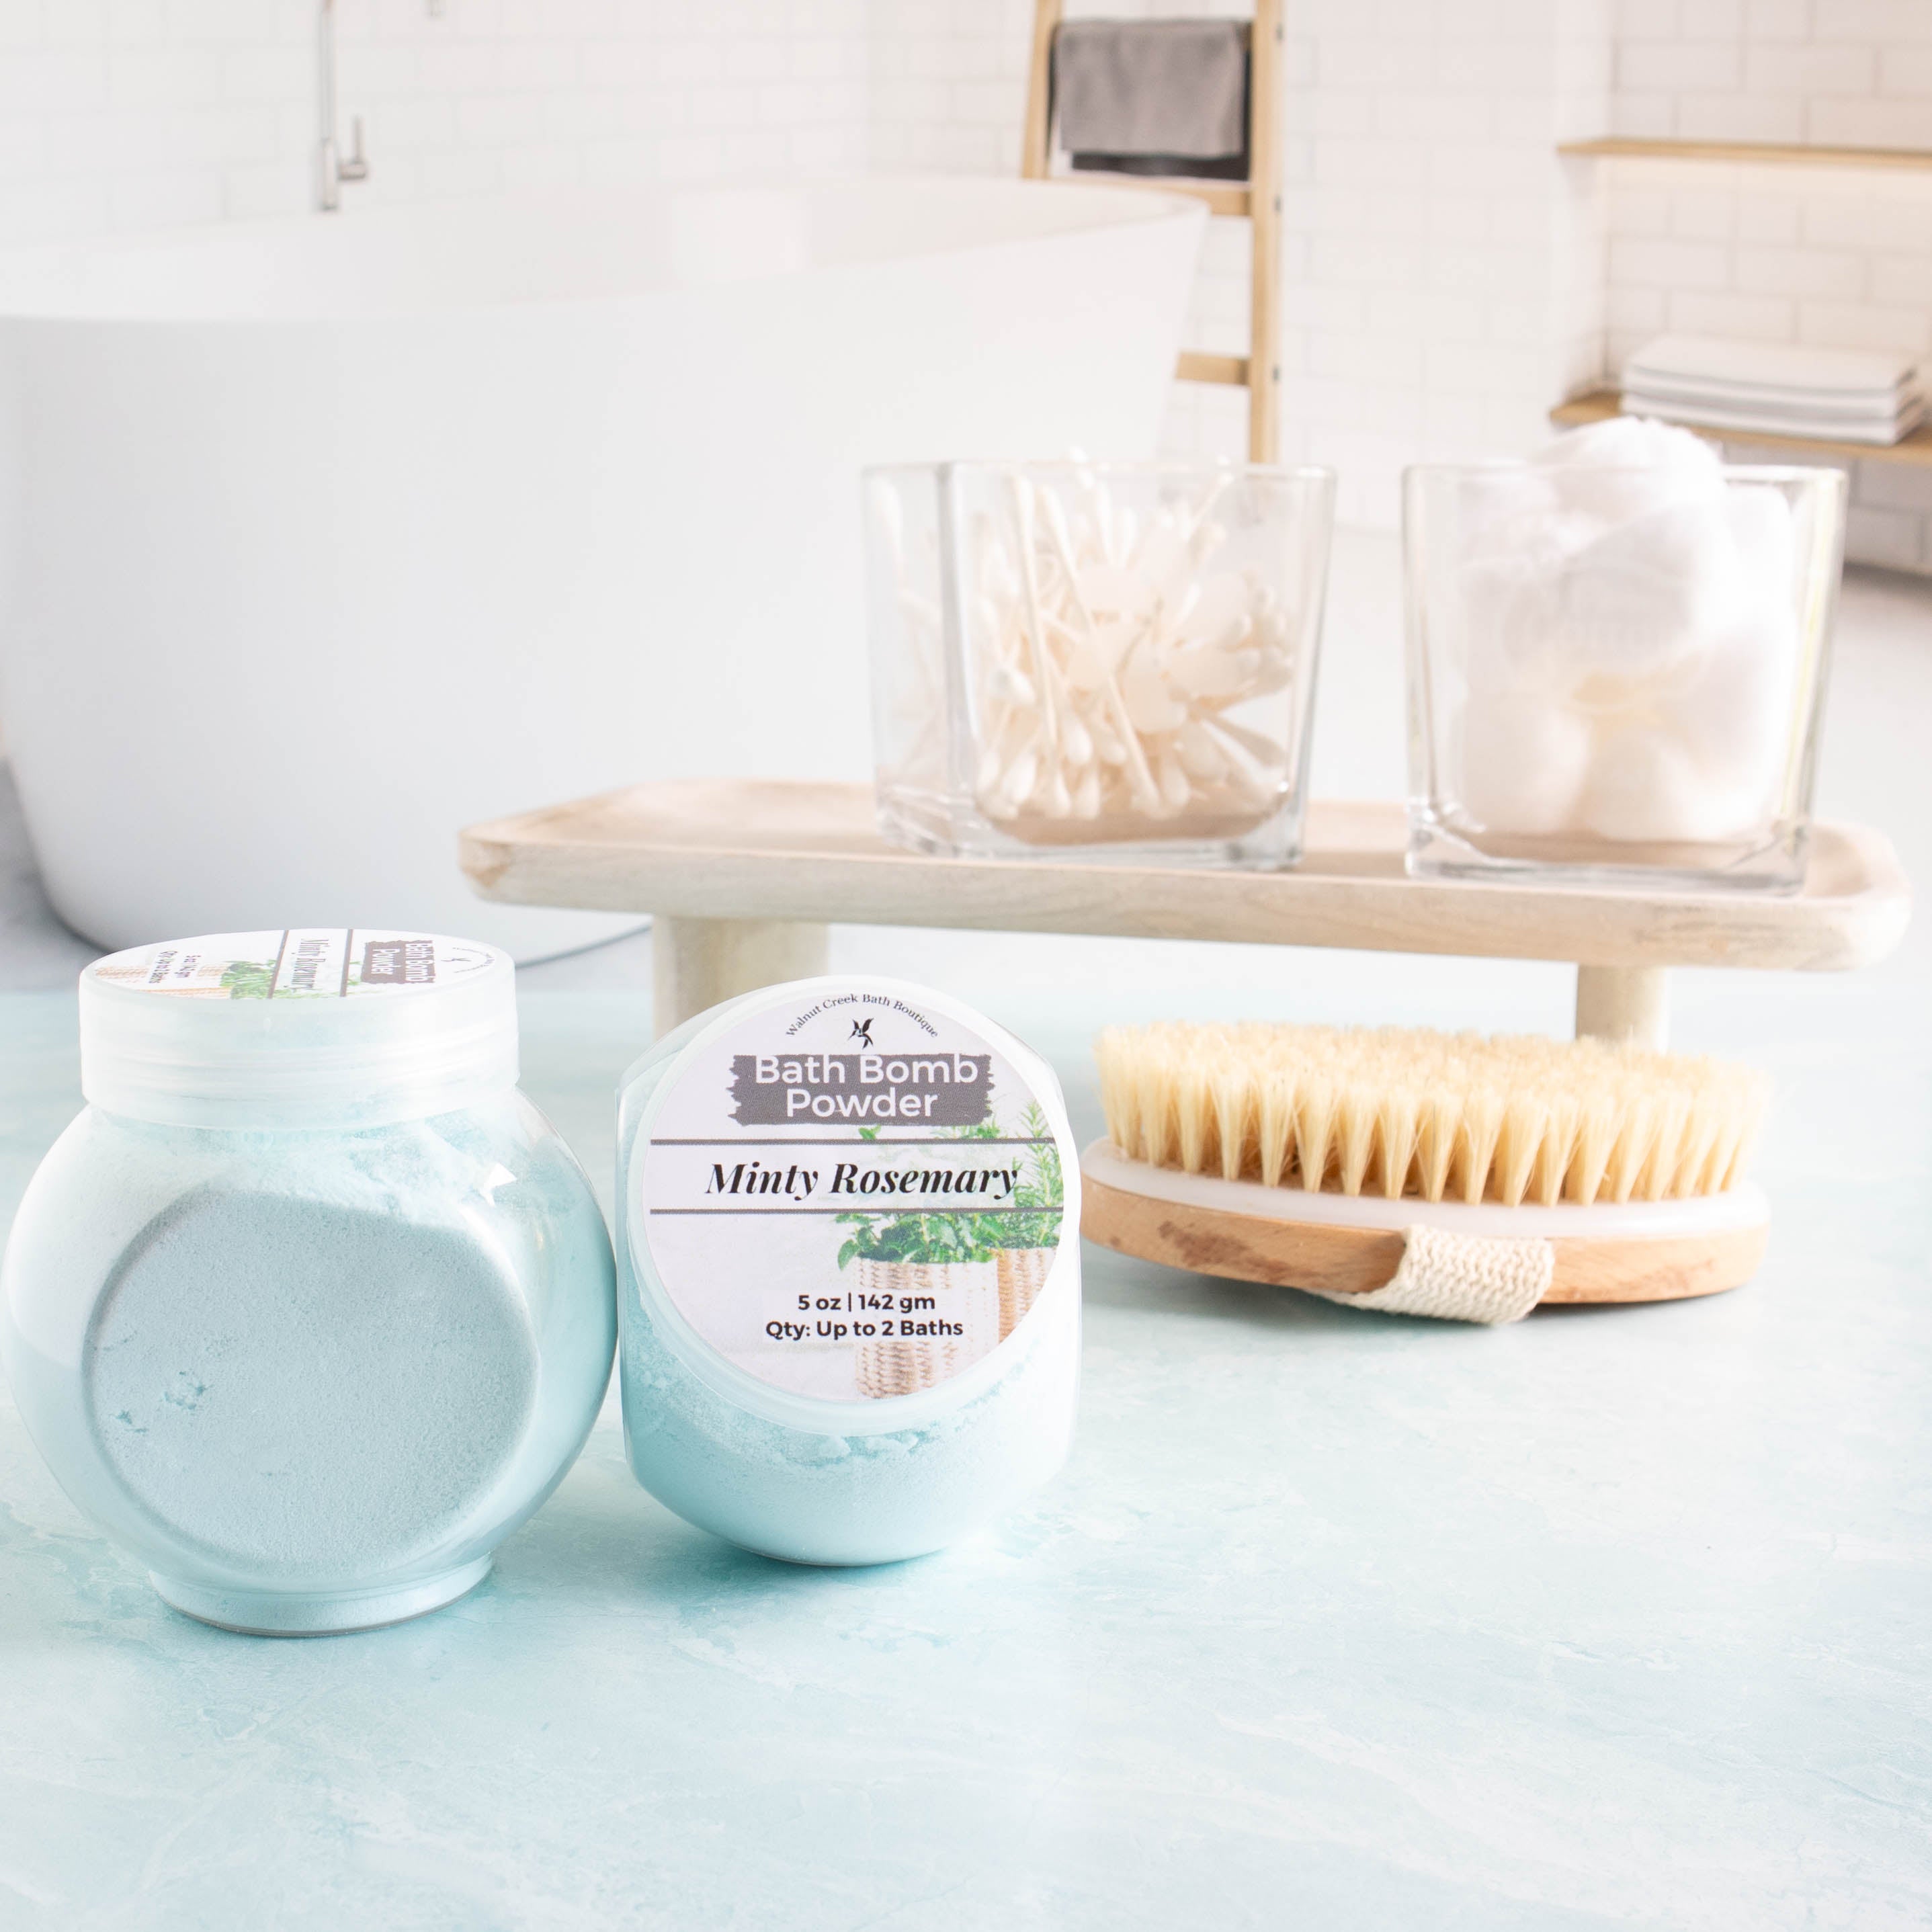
top-left (1081, 1173), bottom-right (1767, 1306)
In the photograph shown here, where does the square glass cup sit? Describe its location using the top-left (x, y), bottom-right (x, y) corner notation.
top-left (866, 459), bottom-right (1335, 868)
top-left (1403, 460), bottom-right (1847, 892)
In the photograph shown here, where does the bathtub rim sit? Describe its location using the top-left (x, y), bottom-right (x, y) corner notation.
top-left (0, 175), bottom-right (1209, 327)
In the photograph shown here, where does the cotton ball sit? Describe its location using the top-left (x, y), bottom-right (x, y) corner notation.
top-left (1537, 414), bottom-right (1718, 474)
top-left (1437, 471), bottom-right (1596, 687)
top-left (1577, 724), bottom-right (1753, 844)
top-left (1669, 603), bottom-right (1802, 819)
top-left (1553, 497), bottom-right (1749, 681)
top-left (1459, 691), bottom-right (1593, 836)
top-left (1725, 481), bottom-right (1797, 595)
top-left (1456, 535), bottom-right (1581, 692)
top-left (1536, 416), bottom-right (1724, 521)
top-left (1452, 466), bottom-right (1567, 560)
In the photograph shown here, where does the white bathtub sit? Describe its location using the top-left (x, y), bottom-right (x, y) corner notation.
top-left (0, 178), bottom-right (1203, 957)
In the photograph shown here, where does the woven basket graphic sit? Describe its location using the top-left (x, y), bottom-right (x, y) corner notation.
top-left (994, 1246), bottom-right (1055, 1340)
top-left (855, 1337), bottom-right (953, 1399)
top-left (851, 1258), bottom-right (999, 1398)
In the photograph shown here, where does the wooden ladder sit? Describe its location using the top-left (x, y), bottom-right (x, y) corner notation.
top-left (1021, 0), bottom-right (1284, 464)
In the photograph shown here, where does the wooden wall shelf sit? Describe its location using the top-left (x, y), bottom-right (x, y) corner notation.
top-left (1552, 389), bottom-right (1932, 470)
top-left (1560, 136), bottom-right (1932, 171)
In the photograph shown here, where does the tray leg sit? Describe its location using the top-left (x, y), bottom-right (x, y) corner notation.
top-left (1574, 964), bottom-right (1669, 1050)
top-left (652, 916), bottom-right (830, 1038)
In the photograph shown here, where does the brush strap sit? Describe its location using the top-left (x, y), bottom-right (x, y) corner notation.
top-left (1310, 1224), bottom-right (1552, 1325)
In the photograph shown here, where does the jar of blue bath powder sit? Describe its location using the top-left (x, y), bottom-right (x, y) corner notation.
top-left (1, 929), bottom-right (616, 1634)
top-left (617, 975), bottom-right (1081, 1565)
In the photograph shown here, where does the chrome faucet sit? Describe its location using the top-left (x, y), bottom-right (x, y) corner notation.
top-left (317, 0), bottom-right (369, 213)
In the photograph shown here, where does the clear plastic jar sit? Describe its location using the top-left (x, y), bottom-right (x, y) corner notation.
top-left (1, 930), bottom-right (616, 1635)
top-left (616, 975), bottom-right (1081, 1566)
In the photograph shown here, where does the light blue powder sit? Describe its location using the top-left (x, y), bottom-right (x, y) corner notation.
top-left (5, 1093), bottom-right (616, 1626)
top-left (87, 1187), bottom-right (538, 1577)
top-left (619, 1283), bottom-right (1080, 1566)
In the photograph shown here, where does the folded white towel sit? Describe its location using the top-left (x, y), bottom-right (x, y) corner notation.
top-left (1625, 372), bottom-right (1917, 423)
top-left (1626, 333), bottom-right (1921, 401)
top-left (1625, 371), bottom-right (1918, 417)
top-left (1623, 388), bottom-right (1925, 446)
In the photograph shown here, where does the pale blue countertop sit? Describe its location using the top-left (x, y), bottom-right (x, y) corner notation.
top-left (1, 960), bottom-right (1928, 1931)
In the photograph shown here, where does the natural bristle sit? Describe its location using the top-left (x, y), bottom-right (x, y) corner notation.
top-left (1094, 1022), bottom-right (1769, 1206)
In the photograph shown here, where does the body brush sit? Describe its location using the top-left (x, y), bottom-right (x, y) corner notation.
top-left (1082, 1022), bottom-right (1772, 1320)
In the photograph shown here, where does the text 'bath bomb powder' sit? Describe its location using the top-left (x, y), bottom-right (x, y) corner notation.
top-left (616, 976), bottom-right (1081, 1566)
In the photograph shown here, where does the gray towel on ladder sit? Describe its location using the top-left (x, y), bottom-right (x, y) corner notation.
top-left (1054, 19), bottom-right (1249, 181)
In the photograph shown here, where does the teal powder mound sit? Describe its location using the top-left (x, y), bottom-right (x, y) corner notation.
top-left (83, 1188), bottom-right (539, 1577)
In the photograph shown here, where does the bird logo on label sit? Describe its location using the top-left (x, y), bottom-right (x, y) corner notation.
top-left (849, 1018), bottom-right (876, 1046)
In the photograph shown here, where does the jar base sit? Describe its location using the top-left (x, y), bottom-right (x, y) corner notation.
top-left (741, 1540), bottom-right (936, 1568)
top-left (876, 790), bottom-right (1304, 870)
top-left (149, 1556), bottom-right (492, 1636)
top-left (1407, 812), bottom-right (1807, 894)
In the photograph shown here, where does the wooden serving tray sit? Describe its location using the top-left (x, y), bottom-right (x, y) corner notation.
top-left (460, 780), bottom-right (1910, 1043)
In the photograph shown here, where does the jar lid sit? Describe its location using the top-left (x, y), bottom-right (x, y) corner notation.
top-left (79, 929), bottom-right (518, 1129)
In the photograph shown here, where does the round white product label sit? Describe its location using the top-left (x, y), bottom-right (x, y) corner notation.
top-left (638, 986), bottom-right (1066, 1403)
top-left (87, 929), bottom-right (501, 1001)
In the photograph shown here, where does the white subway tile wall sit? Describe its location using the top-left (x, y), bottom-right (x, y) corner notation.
top-left (0, 1), bottom-right (878, 242)
top-left (0, 1), bottom-right (1922, 562)
top-left (1605, 2), bottom-right (1932, 570)
top-left (1612, 0), bottom-right (1932, 148)
top-left (1604, 165), bottom-right (1932, 372)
